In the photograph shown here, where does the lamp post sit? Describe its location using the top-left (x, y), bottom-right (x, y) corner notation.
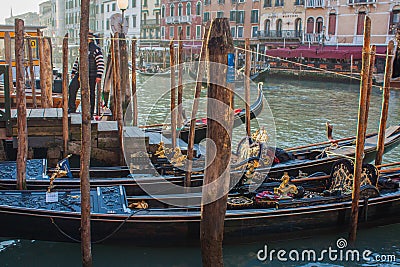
top-left (117, 0), bottom-right (128, 32)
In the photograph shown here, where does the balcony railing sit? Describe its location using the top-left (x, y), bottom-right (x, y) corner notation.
top-left (305, 0), bottom-right (324, 7)
top-left (165, 15), bottom-right (191, 24)
top-left (141, 19), bottom-right (159, 26)
top-left (258, 30), bottom-right (303, 39)
top-left (348, 0), bottom-right (375, 5)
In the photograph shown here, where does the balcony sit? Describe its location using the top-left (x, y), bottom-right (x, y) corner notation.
top-left (348, 0), bottom-right (375, 5)
top-left (305, 0), bottom-right (324, 8)
top-left (141, 19), bottom-right (160, 27)
top-left (258, 30), bottom-right (302, 39)
top-left (165, 15), bottom-right (192, 24)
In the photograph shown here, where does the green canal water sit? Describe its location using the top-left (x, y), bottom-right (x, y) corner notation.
top-left (1, 76), bottom-right (400, 266)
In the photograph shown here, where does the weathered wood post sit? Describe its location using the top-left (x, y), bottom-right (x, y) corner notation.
top-left (170, 39), bottom-right (177, 149)
top-left (177, 30), bottom-right (184, 128)
top-left (114, 33), bottom-right (125, 166)
top-left (26, 35), bottom-right (37, 108)
top-left (244, 38), bottom-right (251, 137)
top-left (4, 32), bottom-right (12, 108)
top-left (349, 16), bottom-right (371, 244)
top-left (364, 45), bottom-right (376, 126)
top-left (111, 35), bottom-right (117, 119)
top-left (40, 37), bottom-right (53, 108)
top-left (15, 19), bottom-right (27, 190)
top-left (79, 0), bottom-right (93, 264)
top-left (62, 33), bottom-right (69, 156)
top-left (201, 18), bottom-right (234, 266)
top-left (375, 41), bottom-right (394, 166)
top-left (38, 29), bottom-right (45, 107)
top-left (131, 38), bottom-right (138, 126)
top-left (185, 23), bottom-right (210, 188)
top-left (120, 33), bottom-right (130, 108)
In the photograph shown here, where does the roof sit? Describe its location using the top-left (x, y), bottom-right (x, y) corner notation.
top-left (264, 45), bottom-right (388, 60)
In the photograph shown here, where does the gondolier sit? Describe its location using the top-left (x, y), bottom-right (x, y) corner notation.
top-left (68, 31), bottom-right (104, 116)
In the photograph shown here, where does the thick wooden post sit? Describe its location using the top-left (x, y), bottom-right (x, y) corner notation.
top-left (170, 39), bottom-right (177, 149)
top-left (201, 18), bottom-right (234, 267)
top-left (62, 34), bottom-right (69, 156)
top-left (111, 35), bottom-right (117, 119)
top-left (27, 36), bottom-right (37, 108)
top-left (375, 41), bottom-right (394, 166)
top-left (177, 30), bottom-right (184, 128)
top-left (79, 0), bottom-right (93, 265)
top-left (114, 33), bottom-right (125, 166)
top-left (185, 23), bottom-right (210, 187)
top-left (244, 38), bottom-right (251, 137)
top-left (15, 19), bottom-right (27, 190)
top-left (131, 38), bottom-right (138, 126)
top-left (120, 34), bottom-right (130, 107)
top-left (39, 37), bottom-right (53, 108)
top-left (4, 32), bottom-right (12, 108)
top-left (349, 16), bottom-right (371, 244)
top-left (364, 45), bottom-right (376, 126)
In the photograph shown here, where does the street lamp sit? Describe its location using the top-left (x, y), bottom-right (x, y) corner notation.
top-left (117, 0), bottom-right (128, 31)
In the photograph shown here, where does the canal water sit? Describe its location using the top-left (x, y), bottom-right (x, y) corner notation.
top-left (1, 76), bottom-right (400, 266)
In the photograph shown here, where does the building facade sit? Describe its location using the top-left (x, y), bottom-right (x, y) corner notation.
top-left (141, 0), bottom-right (161, 43)
top-left (39, 1), bottom-right (54, 37)
top-left (5, 12), bottom-right (40, 26)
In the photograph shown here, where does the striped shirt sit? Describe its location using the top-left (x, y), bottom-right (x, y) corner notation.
top-left (71, 41), bottom-right (105, 78)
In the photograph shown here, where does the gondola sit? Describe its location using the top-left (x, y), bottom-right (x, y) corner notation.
top-left (0, 125), bottom-right (399, 196)
top-left (136, 69), bottom-right (172, 77)
top-left (0, 160), bottom-right (398, 245)
top-left (143, 84), bottom-right (264, 144)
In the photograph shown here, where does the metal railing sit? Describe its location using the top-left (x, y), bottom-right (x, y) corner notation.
top-left (141, 19), bottom-right (159, 26)
top-left (305, 0), bottom-right (324, 7)
top-left (348, 0), bottom-right (376, 4)
top-left (257, 30), bottom-right (303, 39)
top-left (165, 15), bottom-right (192, 24)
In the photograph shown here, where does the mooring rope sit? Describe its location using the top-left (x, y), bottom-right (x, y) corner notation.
top-left (50, 208), bottom-right (149, 244)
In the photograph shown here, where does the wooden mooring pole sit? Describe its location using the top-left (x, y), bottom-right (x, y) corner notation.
top-left (79, 0), bottom-right (93, 264)
top-left (15, 19), bottom-right (27, 190)
top-left (244, 38), bottom-right (251, 137)
top-left (62, 34), bottom-right (69, 156)
top-left (131, 38), bottom-right (138, 126)
top-left (375, 41), bottom-right (394, 167)
top-left (177, 30), bottom-right (184, 129)
top-left (185, 22), bottom-right (210, 188)
top-left (113, 33), bottom-right (125, 166)
top-left (349, 16), bottom-right (371, 244)
top-left (364, 45), bottom-right (376, 126)
top-left (201, 18), bottom-right (234, 267)
top-left (170, 39), bottom-right (177, 149)
top-left (27, 35), bottom-right (37, 108)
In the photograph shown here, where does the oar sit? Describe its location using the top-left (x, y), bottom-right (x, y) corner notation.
top-left (379, 166), bottom-right (400, 173)
top-left (285, 132), bottom-right (376, 152)
top-left (291, 175), bottom-right (330, 183)
top-left (376, 161), bottom-right (400, 169)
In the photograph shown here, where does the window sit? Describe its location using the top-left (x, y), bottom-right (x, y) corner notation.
top-left (186, 3), bottom-right (191, 15)
top-left (186, 25), bottom-right (191, 38)
top-left (237, 26), bottom-right (244, 37)
top-left (275, 0), bottom-right (284, 6)
top-left (196, 2), bottom-right (201, 16)
top-left (161, 5), bottom-right (165, 18)
top-left (132, 15), bottom-right (137, 27)
top-left (328, 12), bottom-right (336, 35)
top-left (178, 3), bottom-right (183, 16)
top-left (156, 12), bottom-right (160, 24)
top-left (170, 26), bottom-right (174, 38)
top-left (237, 11), bottom-right (245, 23)
top-left (196, 25), bottom-right (202, 39)
top-left (204, 12), bottom-right (210, 22)
top-left (389, 8), bottom-right (400, 34)
top-left (143, 13), bottom-right (147, 24)
top-left (295, 18), bottom-right (302, 37)
top-left (218, 0), bottom-right (225, 4)
top-left (357, 12), bottom-right (366, 35)
top-left (306, 17), bottom-right (314, 33)
top-left (112, 3), bottom-right (116, 11)
top-left (230, 11), bottom-right (237, 22)
top-left (132, 0), bottom-right (136, 7)
top-left (276, 19), bottom-right (282, 37)
top-left (251, 10), bottom-right (258, 23)
top-left (252, 26), bottom-right (258, 37)
top-left (265, 19), bottom-right (271, 36)
top-left (126, 17), bottom-right (129, 27)
top-left (264, 0), bottom-right (272, 7)
top-left (170, 4), bottom-right (175, 16)
top-left (161, 26), bottom-right (165, 38)
top-left (231, 26), bottom-right (236, 37)
top-left (143, 0), bottom-right (148, 7)
top-left (316, 17), bottom-right (323, 33)
top-left (101, 4), bottom-right (104, 13)
top-left (178, 26), bottom-right (183, 37)
top-left (107, 4), bottom-right (110, 12)
top-left (106, 20), bottom-right (110, 30)
top-left (217, 11), bottom-right (224, 18)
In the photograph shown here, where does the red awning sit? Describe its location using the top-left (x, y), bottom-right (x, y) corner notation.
top-left (264, 45), bottom-right (387, 60)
